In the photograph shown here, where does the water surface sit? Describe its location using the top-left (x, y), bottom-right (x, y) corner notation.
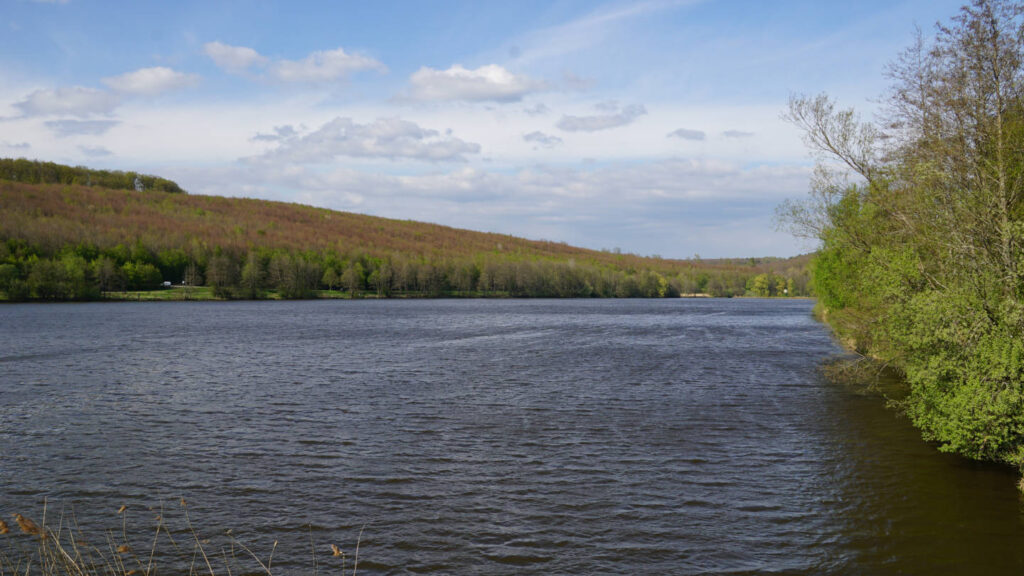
top-left (1, 299), bottom-right (1022, 574)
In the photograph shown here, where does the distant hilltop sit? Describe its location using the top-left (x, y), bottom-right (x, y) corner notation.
top-left (0, 157), bottom-right (185, 194)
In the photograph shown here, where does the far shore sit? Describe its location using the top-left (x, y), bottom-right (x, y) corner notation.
top-left (0, 287), bottom-right (816, 303)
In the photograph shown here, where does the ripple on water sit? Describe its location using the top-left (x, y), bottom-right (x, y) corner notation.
top-left (2, 299), bottom-right (1024, 575)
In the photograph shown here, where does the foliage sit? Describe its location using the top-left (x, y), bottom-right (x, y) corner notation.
top-left (0, 158), bottom-right (185, 194)
top-left (782, 0), bottom-right (1024, 470)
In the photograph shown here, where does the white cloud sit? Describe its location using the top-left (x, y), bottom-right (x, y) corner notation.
top-left (269, 48), bottom-right (385, 83)
top-left (407, 64), bottom-right (545, 102)
top-left (203, 41), bottom-right (268, 74)
top-left (14, 86), bottom-right (119, 117)
top-left (103, 67), bottom-right (198, 95)
top-left (44, 119), bottom-right (120, 137)
top-left (252, 116), bottom-right (481, 163)
top-left (667, 128), bottom-right (706, 141)
top-left (557, 102), bottom-right (646, 132)
top-left (1, 141), bottom-right (30, 150)
top-left (723, 130), bottom-right (754, 138)
top-left (523, 131), bottom-right (562, 148)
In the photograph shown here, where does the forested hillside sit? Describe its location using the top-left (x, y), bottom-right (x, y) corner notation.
top-left (780, 0), bottom-right (1024, 475)
top-left (0, 174), bottom-right (810, 301)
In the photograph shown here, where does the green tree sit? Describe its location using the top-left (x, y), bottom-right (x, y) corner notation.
top-left (748, 273), bottom-right (772, 297)
top-left (269, 253), bottom-right (319, 299)
top-left (342, 262), bottom-right (364, 298)
top-left (321, 267), bottom-right (339, 292)
top-left (239, 251), bottom-right (264, 299)
top-left (206, 253), bottom-right (238, 298)
top-left (27, 259), bottom-right (64, 300)
top-left (0, 263), bottom-right (18, 297)
top-left (157, 248), bottom-right (189, 283)
top-left (368, 262), bottom-right (392, 297)
top-left (780, 0), bottom-right (1024, 472)
top-left (94, 256), bottom-right (124, 292)
top-left (123, 261), bottom-right (163, 290)
top-left (60, 254), bottom-right (95, 299)
top-left (184, 261), bottom-right (203, 287)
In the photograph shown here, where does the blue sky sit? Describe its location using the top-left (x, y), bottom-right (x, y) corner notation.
top-left (1, 0), bottom-right (966, 258)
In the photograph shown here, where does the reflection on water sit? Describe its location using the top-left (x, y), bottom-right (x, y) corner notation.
top-left (1, 299), bottom-right (1022, 574)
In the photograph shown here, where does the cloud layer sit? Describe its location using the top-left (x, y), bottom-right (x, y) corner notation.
top-left (203, 43), bottom-right (384, 82)
top-left (723, 130), bottom-right (754, 138)
top-left (523, 131), bottom-right (562, 148)
top-left (557, 102), bottom-right (646, 132)
top-left (667, 128), bottom-right (706, 141)
top-left (44, 119), bottom-right (120, 137)
top-left (253, 117), bottom-right (482, 163)
top-left (79, 145), bottom-right (113, 157)
top-left (102, 67), bottom-right (198, 95)
top-left (203, 41), bottom-right (268, 74)
top-left (14, 87), bottom-right (119, 117)
top-left (407, 64), bottom-right (544, 102)
top-left (270, 48), bottom-right (385, 82)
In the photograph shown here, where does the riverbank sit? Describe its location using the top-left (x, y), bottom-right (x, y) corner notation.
top-left (813, 300), bottom-right (1024, 490)
top-left (2, 288), bottom-right (818, 302)
top-left (0, 502), bottom-right (363, 576)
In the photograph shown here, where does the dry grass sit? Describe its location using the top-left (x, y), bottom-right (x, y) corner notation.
top-left (0, 500), bottom-right (363, 576)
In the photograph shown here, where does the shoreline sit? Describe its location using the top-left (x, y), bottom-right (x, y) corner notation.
top-left (0, 289), bottom-right (817, 303)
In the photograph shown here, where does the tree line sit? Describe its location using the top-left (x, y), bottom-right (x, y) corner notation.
top-left (781, 0), bottom-right (1024, 473)
top-left (0, 238), bottom-right (811, 301)
top-left (0, 158), bottom-right (185, 194)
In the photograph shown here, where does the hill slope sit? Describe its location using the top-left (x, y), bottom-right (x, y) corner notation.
top-left (0, 174), bottom-right (810, 300)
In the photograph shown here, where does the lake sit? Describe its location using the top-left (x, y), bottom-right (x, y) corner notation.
top-left (1, 299), bottom-right (1023, 574)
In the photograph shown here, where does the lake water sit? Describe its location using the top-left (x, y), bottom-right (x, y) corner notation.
top-left (1, 299), bottom-right (1023, 575)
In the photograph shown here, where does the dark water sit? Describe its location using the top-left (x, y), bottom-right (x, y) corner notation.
top-left (1, 299), bottom-right (1023, 574)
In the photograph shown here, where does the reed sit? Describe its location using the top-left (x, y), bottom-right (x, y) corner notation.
top-left (0, 500), bottom-right (362, 576)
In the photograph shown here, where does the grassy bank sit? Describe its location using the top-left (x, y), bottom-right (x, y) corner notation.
top-left (0, 502), bottom-right (363, 576)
